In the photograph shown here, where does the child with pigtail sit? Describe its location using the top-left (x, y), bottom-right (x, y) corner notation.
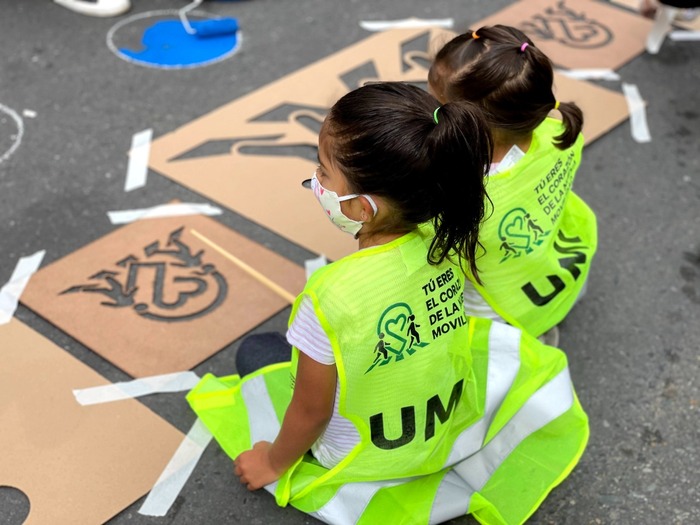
top-left (429, 24), bottom-right (598, 345)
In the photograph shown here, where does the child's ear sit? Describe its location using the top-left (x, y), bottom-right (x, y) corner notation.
top-left (359, 196), bottom-right (377, 222)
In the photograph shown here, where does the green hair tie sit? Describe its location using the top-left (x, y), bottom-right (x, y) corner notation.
top-left (433, 107), bottom-right (441, 124)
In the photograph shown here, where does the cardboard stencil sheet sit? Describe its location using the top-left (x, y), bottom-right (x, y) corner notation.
top-left (0, 319), bottom-right (183, 525)
top-left (148, 26), bottom-right (630, 262)
top-left (472, 0), bottom-right (654, 70)
top-left (21, 212), bottom-right (306, 377)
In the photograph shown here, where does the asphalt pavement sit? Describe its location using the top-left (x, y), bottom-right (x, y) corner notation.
top-left (0, 0), bottom-right (698, 524)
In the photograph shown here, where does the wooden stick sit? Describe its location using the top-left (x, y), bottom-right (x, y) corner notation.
top-left (190, 229), bottom-right (296, 304)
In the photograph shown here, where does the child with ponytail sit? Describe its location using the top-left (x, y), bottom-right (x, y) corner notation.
top-left (429, 24), bottom-right (598, 344)
top-left (187, 82), bottom-right (589, 525)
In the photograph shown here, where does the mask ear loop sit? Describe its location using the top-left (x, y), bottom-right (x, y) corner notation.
top-left (337, 194), bottom-right (379, 217)
top-left (363, 195), bottom-right (379, 217)
top-left (311, 168), bottom-right (378, 218)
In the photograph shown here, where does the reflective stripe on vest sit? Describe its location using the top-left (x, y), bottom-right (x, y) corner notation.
top-left (242, 377), bottom-right (281, 442)
top-left (311, 478), bottom-right (410, 525)
top-left (429, 368), bottom-right (573, 524)
top-left (240, 377), bottom-right (282, 496)
top-left (444, 321), bottom-right (521, 467)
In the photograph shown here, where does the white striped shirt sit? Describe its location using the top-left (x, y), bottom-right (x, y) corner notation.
top-left (462, 278), bottom-right (505, 322)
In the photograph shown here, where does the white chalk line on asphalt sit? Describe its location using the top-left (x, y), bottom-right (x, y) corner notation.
top-left (0, 103), bottom-right (24, 164)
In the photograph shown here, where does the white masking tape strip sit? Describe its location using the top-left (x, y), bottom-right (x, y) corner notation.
top-left (107, 203), bottom-right (223, 224)
top-left (305, 254), bottom-right (328, 281)
top-left (139, 418), bottom-right (213, 517)
top-left (73, 371), bottom-right (201, 405)
top-left (669, 30), bottom-right (700, 41)
top-left (0, 250), bottom-right (45, 325)
top-left (622, 83), bottom-right (651, 143)
top-left (124, 128), bottom-right (153, 192)
top-left (646, 6), bottom-right (677, 54)
top-left (555, 68), bottom-right (620, 81)
top-left (360, 18), bottom-right (454, 31)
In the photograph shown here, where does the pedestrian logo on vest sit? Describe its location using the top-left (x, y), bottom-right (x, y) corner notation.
top-left (498, 208), bottom-right (551, 262)
top-left (365, 303), bottom-right (428, 374)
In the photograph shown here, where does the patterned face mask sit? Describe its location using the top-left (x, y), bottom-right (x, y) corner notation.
top-left (310, 173), bottom-right (377, 237)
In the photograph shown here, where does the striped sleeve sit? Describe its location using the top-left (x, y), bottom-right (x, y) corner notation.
top-left (286, 295), bottom-right (335, 365)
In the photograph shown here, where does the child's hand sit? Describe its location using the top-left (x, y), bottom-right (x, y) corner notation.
top-left (233, 353), bottom-right (336, 491)
top-left (233, 441), bottom-right (283, 490)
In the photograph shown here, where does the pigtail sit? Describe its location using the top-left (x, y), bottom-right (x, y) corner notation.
top-left (326, 82), bottom-right (493, 279)
top-left (424, 101), bottom-right (493, 282)
top-left (432, 24), bottom-right (586, 148)
top-left (552, 101), bottom-right (584, 150)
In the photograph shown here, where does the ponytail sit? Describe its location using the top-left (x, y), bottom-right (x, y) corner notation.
top-left (553, 100), bottom-right (584, 150)
top-left (424, 101), bottom-right (492, 281)
top-left (325, 82), bottom-right (492, 280)
top-left (431, 24), bottom-right (586, 152)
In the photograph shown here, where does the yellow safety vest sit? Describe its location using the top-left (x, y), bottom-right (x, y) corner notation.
top-left (470, 118), bottom-right (597, 336)
top-left (188, 229), bottom-right (589, 524)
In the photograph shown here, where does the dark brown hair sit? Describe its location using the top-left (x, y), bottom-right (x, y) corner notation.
top-left (429, 25), bottom-right (583, 150)
top-left (325, 82), bottom-right (492, 279)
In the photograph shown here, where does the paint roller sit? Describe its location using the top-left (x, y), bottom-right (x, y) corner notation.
top-left (179, 0), bottom-right (239, 38)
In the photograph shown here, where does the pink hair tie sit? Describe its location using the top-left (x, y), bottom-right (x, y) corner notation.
top-left (520, 42), bottom-right (529, 52)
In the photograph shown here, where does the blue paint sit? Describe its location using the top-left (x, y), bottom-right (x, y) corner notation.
top-left (118, 19), bottom-right (239, 68)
